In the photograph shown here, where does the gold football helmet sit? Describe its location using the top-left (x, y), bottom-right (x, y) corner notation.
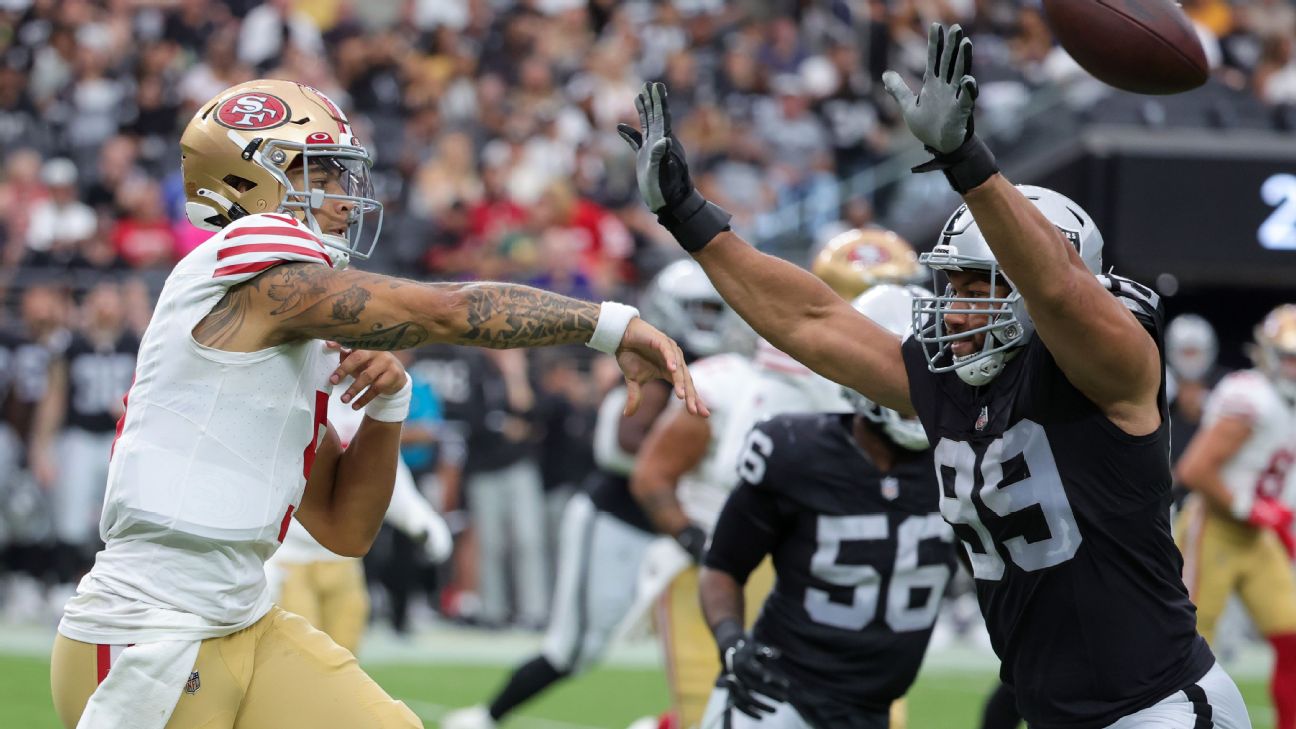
top-left (180, 79), bottom-right (382, 265)
top-left (1254, 304), bottom-right (1296, 399)
top-left (811, 227), bottom-right (921, 300)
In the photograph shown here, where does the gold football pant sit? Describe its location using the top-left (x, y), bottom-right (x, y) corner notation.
top-left (276, 559), bottom-right (370, 655)
top-left (50, 607), bottom-right (419, 729)
top-left (1178, 498), bottom-right (1296, 642)
top-left (658, 561), bottom-right (775, 729)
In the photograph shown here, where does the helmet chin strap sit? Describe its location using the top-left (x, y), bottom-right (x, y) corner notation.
top-left (318, 233), bottom-right (352, 269)
top-left (954, 347), bottom-right (1020, 386)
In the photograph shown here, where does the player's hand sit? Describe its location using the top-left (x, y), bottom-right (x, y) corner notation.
top-left (416, 512), bottom-right (454, 564)
top-left (617, 82), bottom-right (689, 215)
top-left (1248, 495), bottom-right (1296, 556)
top-left (882, 23), bottom-right (977, 154)
top-left (327, 342), bottom-right (410, 409)
top-left (615, 318), bottom-right (709, 417)
top-left (720, 635), bottom-right (792, 719)
top-left (618, 82), bottom-right (731, 252)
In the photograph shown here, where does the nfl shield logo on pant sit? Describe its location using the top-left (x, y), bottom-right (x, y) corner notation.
top-left (184, 670), bottom-right (201, 695)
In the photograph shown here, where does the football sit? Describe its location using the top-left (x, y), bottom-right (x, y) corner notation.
top-left (1041, 0), bottom-right (1209, 94)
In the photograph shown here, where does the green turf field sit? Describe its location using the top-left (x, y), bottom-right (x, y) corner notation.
top-left (0, 650), bottom-right (1276, 729)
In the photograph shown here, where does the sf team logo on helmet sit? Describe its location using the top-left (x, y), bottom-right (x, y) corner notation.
top-left (215, 93), bottom-right (291, 131)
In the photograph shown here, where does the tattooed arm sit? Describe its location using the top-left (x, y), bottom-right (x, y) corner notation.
top-left (194, 262), bottom-right (707, 415)
top-left (196, 263), bottom-right (598, 351)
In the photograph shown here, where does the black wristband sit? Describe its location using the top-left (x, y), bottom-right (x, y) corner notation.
top-left (911, 134), bottom-right (999, 194)
top-left (658, 190), bottom-right (732, 253)
top-left (674, 523), bottom-right (709, 563)
top-left (714, 618), bottom-right (745, 661)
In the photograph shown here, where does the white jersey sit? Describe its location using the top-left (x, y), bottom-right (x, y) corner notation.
top-left (1203, 369), bottom-right (1296, 515)
top-left (60, 213), bottom-right (340, 644)
top-left (593, 387), bottom-right (635, 477)
top-left (677, 345), bottom-right (850, 533)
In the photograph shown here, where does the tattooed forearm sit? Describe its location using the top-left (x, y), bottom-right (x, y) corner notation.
top-left (455, 284), bottom-right (600, 348)
top-left (331, 322), bottom-right (430, 351)
top-left (219, 263), bottom-right (602, 352)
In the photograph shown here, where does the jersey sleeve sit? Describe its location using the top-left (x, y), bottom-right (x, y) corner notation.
top-left (1204, 371), bottom-right (1275, 427)
top-left (1097, 274), bottom-right (1165, 338)
top-left (703, 479), bottom-right (782, 583)
top-left (210, 214), bottom-right (334, 284)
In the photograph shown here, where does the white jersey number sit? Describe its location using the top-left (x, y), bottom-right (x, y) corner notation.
top-left (805, 512), bottom-right (953, 632)
top-left (935, 419), bottom-right (1082, 580)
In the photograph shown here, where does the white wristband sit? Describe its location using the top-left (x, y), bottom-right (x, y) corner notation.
top-left (364, 375), bottom-right (412, 422)
top-left (586, 301), bottom-right (640, 355)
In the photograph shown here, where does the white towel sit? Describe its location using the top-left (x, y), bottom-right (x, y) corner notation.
top-left (77, 640), bottom-right (201, 729)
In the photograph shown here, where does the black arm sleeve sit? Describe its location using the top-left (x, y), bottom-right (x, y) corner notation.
top-left (703, 480), bottom-right (783, 584)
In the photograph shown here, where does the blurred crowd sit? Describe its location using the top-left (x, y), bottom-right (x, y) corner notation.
top-left (0, 0), bottom-right (1291, 630)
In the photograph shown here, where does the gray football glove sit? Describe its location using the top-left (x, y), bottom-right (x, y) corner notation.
top-left (882, 24), bottom-right (998, 193)
top-left (617, 82), bottom-right (731, 252)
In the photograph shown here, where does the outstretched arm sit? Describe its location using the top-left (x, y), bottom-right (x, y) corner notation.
top-left (617, 82), bottom-right (911, 414)
top-left (693, 233), bottom-right (912, 414)
top-left (883, 23), bottom-right (1159, 433)
top-left (195, 263), bottom-right (705, 416)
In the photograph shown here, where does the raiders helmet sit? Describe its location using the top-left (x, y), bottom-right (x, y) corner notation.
top-left (912, 185), bottom-right (1104, 386)
top-left (1252, 304), bottom-right (1296, 400)
top-left (640, 259), bottom-right (730, 358)
top-left (811, 227), bottom-right (921, 300)
top-left (842, 284), bottom-right (930, 451)
top-left (1166, 314), bottom-right (1218, 382)
top-left (180, 79), bottom-right (382, 267)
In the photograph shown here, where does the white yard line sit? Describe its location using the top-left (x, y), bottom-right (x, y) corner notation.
top-left (402, 698), bottom-right (607, 729)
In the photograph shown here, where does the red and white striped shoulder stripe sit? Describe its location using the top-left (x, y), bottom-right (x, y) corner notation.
top-left (212, 215), bottom-right (332, 279)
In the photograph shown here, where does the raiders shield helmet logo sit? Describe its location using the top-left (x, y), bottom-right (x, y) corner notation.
top-left (215, 93), bottom-right (291, 131)
top-left (184, 670), bottom-right (201, 695)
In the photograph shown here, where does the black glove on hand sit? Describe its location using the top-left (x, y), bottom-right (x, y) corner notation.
top-left (714, 620), bottom-right (792, 720)
top-left (617, 82), bottom-right (731, 252)
top-left (882, 23), bottom-right (999, 194)
top-left (674, 523), bottom-right (708, 564)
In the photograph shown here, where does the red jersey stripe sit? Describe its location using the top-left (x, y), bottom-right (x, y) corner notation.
top-left (212, 259), bottom-right (284, 278)
top-left (278, 505), bottom-right (296, 543)
top-left (224, 226), bottom-right (321, 246)
top-left (263, 214), bottom-right (300, 226)
top-left (96, 644), bottom-right (111, 685)
top-left (217, 243), bottom-right (331, 264)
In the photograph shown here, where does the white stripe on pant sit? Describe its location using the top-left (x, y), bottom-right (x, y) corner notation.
top-left (1103, 662), bottom-right (1251, 729)
top-left (542, 493), bottom-right (656, 673)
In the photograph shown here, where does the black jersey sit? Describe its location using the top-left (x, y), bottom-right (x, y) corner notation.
top-left (62, 331), bottom-right (139, 433)
top-left (900, 275), bottom-right (1214, 729)
top-left (586, 470), bottom-right (655, 534)
top-left (705, 412), bottom-right (955, 725)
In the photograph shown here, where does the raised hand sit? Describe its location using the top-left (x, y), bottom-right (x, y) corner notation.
top-left (882, 23), bottom-right (978, 154)
top-left (618, 82), bottom-right (731, 252)
top-left (882, 24), bottom-right (999, 194)
top-left (327, 342), bottom-right (409, 409)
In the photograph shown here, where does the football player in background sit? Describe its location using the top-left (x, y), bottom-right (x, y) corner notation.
top-left (700, 285), bottom-right (956, 729)
top-left (620, 21), bottom-right (1250, 729)
top-left (49, 79), bottom-right (704, 729)
top-left (1176, 304), bottom-right (1296, 729)
top-left (441, 260), bottom-right (729, 729)
top-left (629, 254), bottom-right (899, 727)
top-left (1166, 313), bottom-right (1227, 465)
top-left (30, 280), bottom-right (138, 588)
top-left (266, 364), bottom-right (453, 655)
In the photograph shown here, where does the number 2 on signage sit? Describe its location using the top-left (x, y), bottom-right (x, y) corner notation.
top-left (1260, 173), bottom-right (1296, 251)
